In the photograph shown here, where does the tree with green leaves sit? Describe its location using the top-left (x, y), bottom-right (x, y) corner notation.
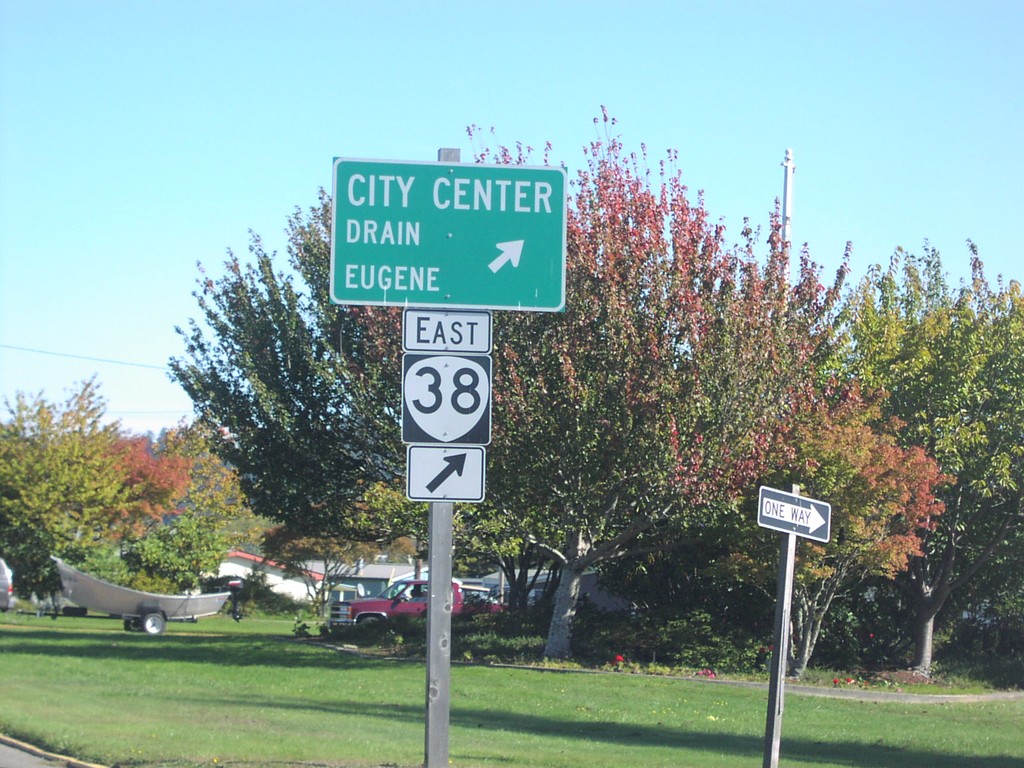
top-left (160, 422), bottom-right (265, 551)
top-left (0, 380), bottom-right (128, 595)
top-left (261, 518), bottom-right (416, 612)
top-left (839, 247), bottom-right (1024, 672)
top-left (122, 506), bottom-right (229, 593)
top-left (171, 203), bottom-right (414, 542)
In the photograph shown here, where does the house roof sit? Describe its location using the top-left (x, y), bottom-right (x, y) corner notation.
top-left (351, 563), bottom-right (416, 581)
top-left (225, 551), bottom-right (423, 585)
top-left (225, 550), bottom-right (325, 582)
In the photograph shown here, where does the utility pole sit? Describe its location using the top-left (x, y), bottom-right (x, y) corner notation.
top-left (763, 150), bottom-right (795, 768)
top-left (781, 149), bottom-right (795, 250)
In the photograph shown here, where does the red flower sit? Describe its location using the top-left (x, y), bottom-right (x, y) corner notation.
top-left (614, 655), bottom-right (625, 664)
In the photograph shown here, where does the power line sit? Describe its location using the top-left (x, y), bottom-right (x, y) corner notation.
top-left (0, 343), bottom-right (168, 371)
top-left (107, 409), bottom-right (191, 415)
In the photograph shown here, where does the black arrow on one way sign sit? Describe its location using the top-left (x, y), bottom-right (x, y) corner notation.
top-left (426, 453), bottom-right (468, 492)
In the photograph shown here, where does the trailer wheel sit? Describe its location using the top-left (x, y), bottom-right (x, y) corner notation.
top-left (141, 612), bottom-right (166, 635)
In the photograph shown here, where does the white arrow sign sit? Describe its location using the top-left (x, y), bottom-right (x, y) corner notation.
top-left (488, 240), bottom-right (524, 273)
top-left (758, 486), bottom-right (831, 542)
top-left (407, 445), bottom-right (485, 502)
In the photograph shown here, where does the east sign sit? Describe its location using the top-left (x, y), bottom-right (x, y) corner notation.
top-left (330, 158), bottom-right (567, 311)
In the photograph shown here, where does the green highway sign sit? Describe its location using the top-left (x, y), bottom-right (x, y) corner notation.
top-left (330, 158), bottom-right (567, 312)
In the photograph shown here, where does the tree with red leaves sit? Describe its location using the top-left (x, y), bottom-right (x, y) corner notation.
top-left (120, 424), bottom-right (263, 592)
top-left (112, 435), bottom-right (191, 538)
top-left (486, 118), bottom-right (845, 658)
top-left (780, 390), bottom-right (947, 676)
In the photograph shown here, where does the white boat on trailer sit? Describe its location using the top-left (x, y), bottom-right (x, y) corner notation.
top-left (53, 557), bottom-right (231, 635)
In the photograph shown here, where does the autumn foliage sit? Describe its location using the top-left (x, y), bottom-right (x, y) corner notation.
top-left (775, 388), bottom-right (949, 675)
top-left (794, 390), bottom-right (947, 578)
top-left (484, 115), bottom-right (846, 657)
top-left (160, 114), bottom-right (1006, 673)
top-left (112, 436), bottom-right (191, 536)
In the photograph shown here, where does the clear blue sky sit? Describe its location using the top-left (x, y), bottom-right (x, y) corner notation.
top-left (2, 1), bottom-right (1022, 434)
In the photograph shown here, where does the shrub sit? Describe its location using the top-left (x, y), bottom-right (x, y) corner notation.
top-left (201, 572), bottom-right (307, 616)
top-left (319, 602), bottom-right (767, 673)
top-left (934, 650), bottom-right (1024, 690)
top-left (571, 606), bottom-right (763, 671)
top-left (323, 615), bottom-right (426, 655)
top-left (126, 571), bottom-right (180, 595)
top-left (452, 613), bottom-right (546, 663)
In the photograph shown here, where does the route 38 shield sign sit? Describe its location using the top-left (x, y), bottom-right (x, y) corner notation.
top-left (401, 353), bottom-right (491, 445)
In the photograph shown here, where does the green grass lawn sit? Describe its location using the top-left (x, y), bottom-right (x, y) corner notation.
top-left (1, 612), bottom-right (1022, 768)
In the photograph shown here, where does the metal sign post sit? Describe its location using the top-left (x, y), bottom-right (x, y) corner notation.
top-left (422, 146), bottom-right (459, 768)
top-left (763, 525), bottom-right (796, 768)
top-left (759, 482), bottom-right (831, 768)
top-left (764, 153), bottom-right (798, 768)
top-left (425, 499), bottom-right (454, 768)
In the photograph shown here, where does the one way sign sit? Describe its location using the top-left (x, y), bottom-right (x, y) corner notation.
top-left (758, 486), bottom-right (832, 543)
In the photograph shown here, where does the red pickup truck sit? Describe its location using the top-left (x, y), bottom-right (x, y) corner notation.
top-left (327, 579), bottom-right (499, 627)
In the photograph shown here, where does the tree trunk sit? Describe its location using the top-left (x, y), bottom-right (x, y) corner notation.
top-left (790, 578), bottom-right (842, 678)
top-left (907, 570), bottom-right (948, 675)
top-left (543, 566), bottom-right (583, 660)
top-left (912, 608), bottom-right (938, 674)
top-left (791, 611), bottom-right (823, 679)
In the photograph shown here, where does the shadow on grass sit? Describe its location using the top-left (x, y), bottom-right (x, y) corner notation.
top-left (172, 691), bottom-right (1023, 768)
top-left (0, 627), bottom-right (389, 671)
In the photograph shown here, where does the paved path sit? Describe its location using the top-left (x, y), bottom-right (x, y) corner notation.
top-left (700, 675), bottom-right (1024, 704)
top-left (483, 659), bottom-right (1024, 705)
top-left (0, 743), bottom-right (55, 768)
top-left (788, 681), bottom-right (1024, 704)
top-left (0, 737), bottom-right (102, 768)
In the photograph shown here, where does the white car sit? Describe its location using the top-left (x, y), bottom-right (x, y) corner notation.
top-left (0, 558), bottom-right (13, 612)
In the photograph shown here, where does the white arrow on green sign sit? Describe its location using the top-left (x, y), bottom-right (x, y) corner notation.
top-left (330, 158), bottom-right (567, 312)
